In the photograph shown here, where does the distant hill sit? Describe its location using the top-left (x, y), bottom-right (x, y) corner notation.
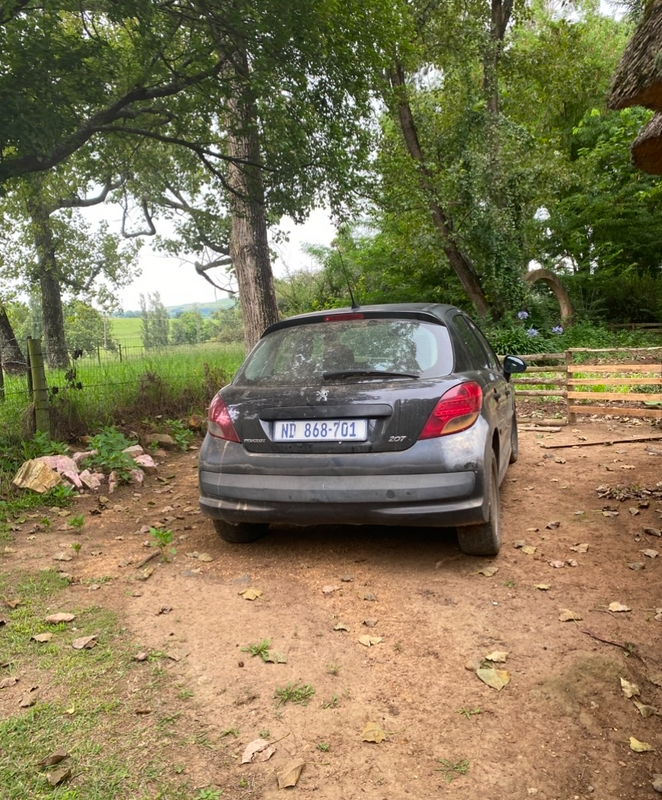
top-left (116, 298), bottom-right (235, 319)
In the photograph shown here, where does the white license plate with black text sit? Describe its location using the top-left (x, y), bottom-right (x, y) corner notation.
top-left (273, 419), bottom-right (367, 442)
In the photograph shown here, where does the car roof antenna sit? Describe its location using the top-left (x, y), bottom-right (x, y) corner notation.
top-left (336, 248), bottom-right (360, 310)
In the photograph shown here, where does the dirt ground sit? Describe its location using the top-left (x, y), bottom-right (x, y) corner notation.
top-left (3, 416), bottom-right (662, 799)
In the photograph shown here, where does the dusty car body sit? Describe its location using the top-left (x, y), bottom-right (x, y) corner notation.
top-left (198, 303), bottom-right (526, 555)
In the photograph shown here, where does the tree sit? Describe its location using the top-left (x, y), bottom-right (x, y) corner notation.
top-left (140, 293), bottom-right (170, 349)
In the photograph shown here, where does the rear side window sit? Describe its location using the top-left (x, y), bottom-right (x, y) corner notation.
top-left (451, 315), bottom-right (491, 370)
top-left (236, 318), bottom-right (454, 385)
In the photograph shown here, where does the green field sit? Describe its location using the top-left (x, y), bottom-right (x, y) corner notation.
top-left (109, 317), bottom-right (143, 339)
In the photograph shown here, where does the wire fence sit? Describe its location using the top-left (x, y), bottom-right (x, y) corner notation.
top-left (0, 336), bottom-right (246, 439)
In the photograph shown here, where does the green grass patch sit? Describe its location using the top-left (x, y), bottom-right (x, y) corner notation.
top-left (0, 569), bottom-right (206, 799)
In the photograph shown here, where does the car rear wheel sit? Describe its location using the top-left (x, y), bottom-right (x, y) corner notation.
top-left (213, 519), bottom-right (268, 543)
top-left (457, 455), bottom-right (501, 556)
top-left (509, 415), bottom-right (519, 464)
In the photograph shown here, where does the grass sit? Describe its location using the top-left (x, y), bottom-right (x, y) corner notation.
top-left (0, 568), bottom-right (215, 799)
top-left (437, 758), bottom-right (470, 782)
top-left (241, 639), bottom-right (271, 662)
top-left (274, 682), bottom-right (315, 707)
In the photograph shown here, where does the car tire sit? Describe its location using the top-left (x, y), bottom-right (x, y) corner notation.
top-left (457, 455), bottom-right (501, 556)
top-left (509, 415), bottom-right (519, 464)
top-left (213, 519), bottom-right (268, 543)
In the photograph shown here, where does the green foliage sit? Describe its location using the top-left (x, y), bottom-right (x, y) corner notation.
top-left (149, 527), bottom-right (175, 562)
top-left (241, 639), bottom-right (272, 662)
top-left (140, 292), bottom-right (170, 350)
top-left (67, 514), bottom-right (85, 533)
top-left (162, 419), bottom-right (193, 452)
top-left (274, 682), bottom-right (315, 707)
top-left (87, 427), bottom-right (136, 482)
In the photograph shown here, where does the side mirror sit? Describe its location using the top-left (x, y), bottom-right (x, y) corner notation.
top-left (502, 355), bottom-right (527, 382)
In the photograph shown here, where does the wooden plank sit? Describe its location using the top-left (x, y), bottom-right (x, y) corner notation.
top-left (568, 391), bottom-right (662, 401)
top-left (569, 346), bottom-right (662, 353)
top-left (568, 377), bottom-right (662, 386)
top-left (514, 377), bottom-right (567, 385)
top-left (516, 389), bottom-right (566, 397)
top-left (521, 365), bottom-right (567, 374)
top-left (567, 364), bottom-right (662, 374)
top-left (568, 405), bottom-right (662, 419)
top-left (541, 433), bottom-right (662, 448)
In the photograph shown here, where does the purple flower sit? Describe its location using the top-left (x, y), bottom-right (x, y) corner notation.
top-left (526, 327), bottom-right (538, 337)
top-left (517, 310), bottom-right (529, 320)
top-left (552, 326), bottom-right (563, 334)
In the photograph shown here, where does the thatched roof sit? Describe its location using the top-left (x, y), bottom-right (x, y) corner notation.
top-left (608, 0), bottom-right (662, 112)
top-left (631, 111), bottom-right (662, 172)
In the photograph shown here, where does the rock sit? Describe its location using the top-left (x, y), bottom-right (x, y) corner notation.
top-left (37, 455), bottom-right (77, 474)
top-left (108, 471), bottom-right (118, 494)
top-left (653, 774), bottom-right (662, 793)
top-left (12, 460), bottom-right (62, 493)
top-left (133, 454), bottom-right (158, 475)
top-left (130, 469), bottom-right (144, 487)
top-left (72, 450), bottom-right (94, 466)
top-left (144, 433), bottom-right (177, 450)
top-left (123, 444), bottom-right (145, 457)
top-left (78, 470), bottom-right (101, 491)
top-left (188, 414), bottom-right (206, 431)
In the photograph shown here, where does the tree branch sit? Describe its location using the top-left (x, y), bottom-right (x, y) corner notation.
top-left (56, 178), bottom-right (121, 209)
top-left (0, 58), bottom-right (227, 182)
top-left (121, 197), bottom-right (157, 238)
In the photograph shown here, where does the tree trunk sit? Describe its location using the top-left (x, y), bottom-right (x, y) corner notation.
top-left (0, 303), bottom-right (27, 374)
top-left (225, 52), bottom-right (279, 351)
top-left (388, 64), bottom-right (491, 318)
top-left (25, 179), bottom-right (70, 369)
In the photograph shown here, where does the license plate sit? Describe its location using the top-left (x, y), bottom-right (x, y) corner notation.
top-left (273, 419), bottom-right (367, 442)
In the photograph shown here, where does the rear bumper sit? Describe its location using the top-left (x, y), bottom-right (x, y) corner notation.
top-left (198, 469), bottom-right (486, 528)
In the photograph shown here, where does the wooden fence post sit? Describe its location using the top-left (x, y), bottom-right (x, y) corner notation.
top-left (27, 337), bottom-right (50, 436)
top-left (0, 354), bottom-right (4, 403)
top-left (565, 349), bottom-right (576, 424)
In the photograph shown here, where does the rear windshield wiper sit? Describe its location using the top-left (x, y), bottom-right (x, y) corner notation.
top-left (323, 369), bottom-right (420, 380)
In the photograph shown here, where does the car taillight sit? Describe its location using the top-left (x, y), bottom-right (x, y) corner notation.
top-left (208, 395), bottom-right (240, 442)
top-left (419, 381), bottom-right (483, 439)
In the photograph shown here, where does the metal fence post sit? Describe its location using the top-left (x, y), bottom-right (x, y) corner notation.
top-left (27, 337), bottom-right (50, 436)
top-left (0, 353), bottom-right (4, 403)
top-left (565, 349), bottom-right (576, 424)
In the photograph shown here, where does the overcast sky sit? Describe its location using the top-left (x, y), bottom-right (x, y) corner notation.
top-left (117, 208), bottom-right (336, 311)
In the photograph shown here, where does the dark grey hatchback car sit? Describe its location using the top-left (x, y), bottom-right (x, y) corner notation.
top-left (198, 303), bottom-right (526, 556)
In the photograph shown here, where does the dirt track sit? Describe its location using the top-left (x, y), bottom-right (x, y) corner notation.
top-left (3, 418), bottom-right (662, 798)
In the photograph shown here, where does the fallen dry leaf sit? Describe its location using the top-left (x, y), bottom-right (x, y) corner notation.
top-left (241, 738), bottom-right (276, 764)
top-left (634, 700), bottom-right (657, 718)
top-left (549, 560), bottom-right (565, 569)
top-left (558, 609), bottom-right (582, 622)
top-left (641, 549), bottom-right (659, 559)
top-left (333, 622), bottom-right (349, 631)
top-left (52, 552), bottom-right (72, 562)
top-left (358, 635), bottom-right (382, 647)
top-left (477, 566), bottom-right (498, 577)
top-left (521, 545), bottom-right (536, 556)
top-left (602, 510), bottom-right (619, 517)
top-left (629, 736), bottom-right (654, 752)
top-left (71, 635), bottom-right (97, 650)
top-left (0, 676), bottom-right (19, 689)
top-left (643, 527), bottom-right (662, 537)
top-left (535, 584), bottom-right (551, 591)
top-left (476, 666), bottom-right (510, 691)
top-left (4, 598), bottom-right (21, 609)
top-left (566, 559), bottom-right (579, 567)
top-left (629, 508), bottom-right (640, 516)
top-left (321, 585), bottom-right (340, 595)
top-left (47, 766), bottom-right (72, 786)
top-left (648, 672), bottom-right (662, 687)
top-left (31, 633), bottom-right (53, 643)
top-left (239, 588), bottom-right (263, 601)
top-left (39, 750), bottom-right (69, 768)
top-left (609, 602), bottom-right (631, 613)
top-left (546, 521), bottom-right (561, 530)
top-left (264, 651), bottom-right (287, 664)
top-left (484, 650), bottom-right (508, 663)
top-left (18, 687), bottom-right (39, 707)
top-left (44, 613), bottom-right (75, 624)
top-left (570, 543), bottom-right (589, 554)
top-left (277, 759), bottom-right (305, 789)
top-left (361, 721), bottom-right (386, 743)
top-left (620, 677), bottom-right (640, 698)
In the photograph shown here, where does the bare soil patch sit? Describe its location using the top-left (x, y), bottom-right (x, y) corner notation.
top-left (2, 418), bottom-right (662, 798)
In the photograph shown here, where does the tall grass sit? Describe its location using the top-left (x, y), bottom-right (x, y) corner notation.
top-left (0, 341), bottom-right (245, 444)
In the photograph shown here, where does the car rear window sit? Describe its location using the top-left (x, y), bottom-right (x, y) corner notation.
top-left (236, 318), bottom-right (454, 386)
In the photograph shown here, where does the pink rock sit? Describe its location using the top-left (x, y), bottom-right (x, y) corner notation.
top-left (61, 469), bottom-right (83, 489)
top-left (108, 471), bottom-right (118, 494)
top-left (79, 469), bottom-right (101, 491)
top-left (123, 445), bottom-right (145, 457)
top-left (130, 469), bottom-right (144, 487)
top-left (133, 454), bottom-right (157, 475)
top-left (72, 450), bottom-right (95, 466)
top-left (38, 455), bottom-right (78, 474)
